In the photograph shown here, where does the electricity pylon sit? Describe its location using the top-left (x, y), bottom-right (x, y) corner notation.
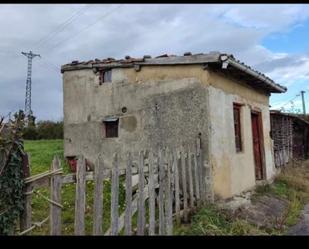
top-left (21, 51), bottom-right (40, 118)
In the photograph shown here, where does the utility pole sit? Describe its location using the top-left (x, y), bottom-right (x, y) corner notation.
top-left (21, 51), bottom-right (40, 119)
top-left (301, 90), bottom-right (306, 116)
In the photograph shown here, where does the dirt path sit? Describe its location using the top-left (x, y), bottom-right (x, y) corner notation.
top-left (230, 194), bottom-right (289, 230)
top-left (287, 204), bottom-right (309, 235)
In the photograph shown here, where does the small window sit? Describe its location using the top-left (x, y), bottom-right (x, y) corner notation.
top-left (104, 119), bottom-right (118, 138)
top-left (99, 70), bottom-right (112, 85)
top-left (233, 103), bottom-right (242, 152)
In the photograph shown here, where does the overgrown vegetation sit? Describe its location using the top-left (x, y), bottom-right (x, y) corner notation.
top-left (174, 204), bottom-right (267, 235)
top-left (0, 111), bottom-right (26, 235)
top-left (22, 138), bottom-right (309, 235)
top-left (175, 160), bottom-right (309, 235)
top-left (23, 120), bottom-right (63, 140)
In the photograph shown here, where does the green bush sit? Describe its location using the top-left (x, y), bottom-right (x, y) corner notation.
top-left (23, 120), bottom-right (63, 140)
top-left (23, 126), bottom-right (38, 140)
top-left (0, 111), bottom-right (26, 235)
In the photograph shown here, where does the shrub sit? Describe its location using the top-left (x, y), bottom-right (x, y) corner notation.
top-left (23, 120), bottom-right (63, 140)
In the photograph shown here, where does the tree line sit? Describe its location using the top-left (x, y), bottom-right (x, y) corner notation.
top-left (23, 120), bottom-right (63, 140)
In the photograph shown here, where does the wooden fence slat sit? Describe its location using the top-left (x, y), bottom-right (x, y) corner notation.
top-left (148, 151), bottom-right (156, 235)
top-left (165, 149), bottom-right (173, 235)
top-left (198, 153), bottom-right (204, 204)
top-left (111, 153), bottom-right (119, 235)
top-left (188, 151), bottom-right (194, 209)
top-left (124, 152), bottom-right (133, 235)
top-left (50, 156), bottom-right (62, 235)
top-left (181, 150), bottom-right (188, 222)
top-left (20, 153), bottom-right (32, 234)
top-left (93, 154), bottom-right (104, 235)
top-left (174, 149), bottom-right (180, 224)
top-left (196, 138), bottom-right (205, 204)
top-left (137, 151), bottom-right (145, 235)
top-left (105, 182), bottom-right (159, 235)
top-left (193, 148), bottom-right (200, 207)
top-left (74, 155), bottom-right (86, 235)
top-left (158, 148), bottom-right (165, 235)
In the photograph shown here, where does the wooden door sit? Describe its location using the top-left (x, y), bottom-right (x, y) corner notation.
top-left (251, 112), bottom-right (264, 180)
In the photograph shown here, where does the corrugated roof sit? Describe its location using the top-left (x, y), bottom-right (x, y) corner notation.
top-left (61, 52), bottom-right (287, 93)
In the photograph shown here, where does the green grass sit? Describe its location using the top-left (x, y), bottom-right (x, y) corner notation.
top-left (23, 140), bottom-right (309, 235)
top-left (24, 139), bottom-right (68, 175)
top-left (175, 161), bottom-right (309, 236)
top-left (174, 204), bottom-right (267, 236)
top-left (23, 139), bottom-right (127, 235)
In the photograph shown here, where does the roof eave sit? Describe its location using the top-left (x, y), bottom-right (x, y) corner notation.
top-left (222, 56), bottom-right (287, 93)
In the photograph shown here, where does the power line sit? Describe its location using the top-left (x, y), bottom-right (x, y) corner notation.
top-left (40, 59), bottom-right (60, 72)
top-left (29, 5), bottom-right (121, 75)
top-left (276, 93), bottom-right (301, 110)
top-left (37, 60), bottom-right (60, 74)
top-left (33, 4), bottom-right (92, 51)
top-left (47, 4), bottom-right (122, 52)
top-left (2, 50), bottom-right (59, 76)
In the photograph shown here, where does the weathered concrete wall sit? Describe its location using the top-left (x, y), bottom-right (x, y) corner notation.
top-left (62, 64), bottom-right (275, 199)
top-left (63, 66), bottom-right (210, 168)
top-left (207, 72), bottom-right (275, 199)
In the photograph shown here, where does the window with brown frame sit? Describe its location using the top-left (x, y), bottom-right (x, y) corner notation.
top-left (104, 119), bottom-right (119, 138)
top-left (99, 69), bottom-right (112, 85)
top-left (233, 103), bottom-right (242, 152)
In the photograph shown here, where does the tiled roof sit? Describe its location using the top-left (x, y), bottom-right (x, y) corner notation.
top-left (61, 52), bottom-right (287, 93)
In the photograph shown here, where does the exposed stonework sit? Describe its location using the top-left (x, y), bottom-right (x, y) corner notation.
top-left (61, 52), bottom-right (286, 199)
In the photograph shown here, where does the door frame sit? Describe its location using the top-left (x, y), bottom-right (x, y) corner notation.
top-left (251, 110), bottom-right (266, 180)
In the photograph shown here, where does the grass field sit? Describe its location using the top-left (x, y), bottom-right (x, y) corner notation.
top-left (24, 139), bottom-right (67, 175)
top-left (23, 140), bottom-right (309, 235)
top-left (23, 139), bottom-right (126, 235)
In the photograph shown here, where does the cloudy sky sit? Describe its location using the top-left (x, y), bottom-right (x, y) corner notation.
top-left (1, 4), bottom-right (309, 120)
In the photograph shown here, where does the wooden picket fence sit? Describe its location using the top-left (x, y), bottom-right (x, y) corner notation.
top-left (19, 139), bottom-right (210, 235)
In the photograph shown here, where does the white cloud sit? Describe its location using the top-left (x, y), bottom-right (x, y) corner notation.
top-left (1, 4), bottom-right (309, 120)
top-left (257, 55), bottom-right (309, 86)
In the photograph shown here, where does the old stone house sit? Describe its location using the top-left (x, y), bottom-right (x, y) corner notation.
top-left (61, 52), bottom-right (286, 199)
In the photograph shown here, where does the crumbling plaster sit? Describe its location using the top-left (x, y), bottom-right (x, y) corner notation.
top-left (63, 64), bottom-right (275, 199)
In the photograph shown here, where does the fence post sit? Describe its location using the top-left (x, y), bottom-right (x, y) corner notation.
top-left (111, 153), bottom-right (119, 235)
top-left (197, 138), bottom-right (206, 205)
top-left (20, 153), bottom-right (32, 234)
top-left (50, 156), bottom-right (62, 235)
top-left (148, 151), bottom-right (156, 235)
top-left (187, 150), bottom-right (194, 209)
top-left (74, 155), bottom-right (86, 235)
top-left (174, 149), bottom-right (180, 224)
top-left (158, 148), bottom-right (165, 235)
top-left (137, 151), bottom-right (145, 235)
top-left (181, 149), bottom-right (188, 222)
top-left (124, 152), bottom-right (133, 235)
top-left (193, 146), bottom-right (200, 207)
top-left (165, 148), bottom-right (173, 235)
top-left (93, 154), bottom-right (104, 235)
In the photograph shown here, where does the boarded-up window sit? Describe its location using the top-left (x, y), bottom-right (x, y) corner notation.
top-left (104, 119), bottom-right (118, 138)
top-left (99, 70), bottom-right (112, 85)
top-left (233, 103), bottom-right (242, 152)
